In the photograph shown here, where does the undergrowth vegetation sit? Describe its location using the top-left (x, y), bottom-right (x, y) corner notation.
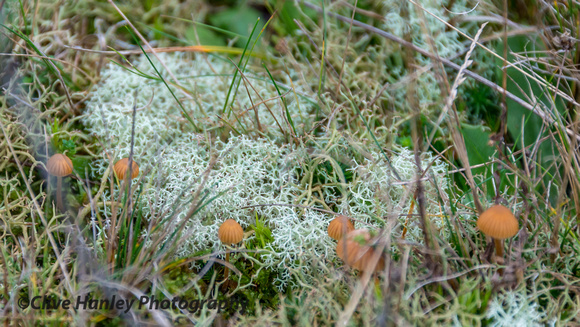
top-left (1, 0), bottom-right (579, 325)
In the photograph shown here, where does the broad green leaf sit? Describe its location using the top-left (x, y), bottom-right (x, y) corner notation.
top-left (209, 5), bottom-right (265, 47)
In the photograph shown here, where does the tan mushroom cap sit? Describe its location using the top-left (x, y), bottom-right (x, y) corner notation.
top-left (477, 205), bottom-right (519, 239)
top-left (113, 158), bottom-right (139, 180)
top-left (218, 219), bottom-right (244, 245)
top-left (46, 154), bottom-right (73, 177)
top-left (336, 229), bottom-right (385, 272)
top-left (327, 215), bottom-right (355, 240)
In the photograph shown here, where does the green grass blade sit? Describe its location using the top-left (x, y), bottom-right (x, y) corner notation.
top-left (161, 16), bottom-right (249, 39)
top-left (222, 18), bottom-right (261, 116)
top-left (125, 27), bottom-right (199, 131)
top-left (263, 62), bottom-right (297, 137)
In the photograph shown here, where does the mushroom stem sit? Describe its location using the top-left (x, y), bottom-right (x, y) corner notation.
top-left (56, 177), bottom-right (64, 212)
top-left (493, 238), bottom-right (504, 257)
top-left (224, 251), bottom-right (230, 280)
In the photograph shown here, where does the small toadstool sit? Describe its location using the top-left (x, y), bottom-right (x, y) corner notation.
top-left (46, 153), bottom-right (73, 212)
top-left (477, 204), bottom-right (519, 260)
top-left (218, 219), bottom-right (244, 280)
top-left (336, 229), bottom-right (385, 274)
top-left (113, 157), bottom-right (139, 182)
top-left (328, 215), bottom-right (355, 241)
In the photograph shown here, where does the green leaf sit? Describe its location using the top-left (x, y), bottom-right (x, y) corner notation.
top-left (495, 35), bottom-right (564, 201)
top-left (209, 5), bottom-right (264, 47)
top-left (460, 123), bottom-right (495, 194)
top-left (71, 156), bottom-right (90, 176)
top-left (461, 123), bottom-right (494, 170)
top-left (185, 26), bottom-right (226, 46)
top-left (495, 35), bottom-right (558, 148)
top-left (60, 139), bottom-right (76, 155)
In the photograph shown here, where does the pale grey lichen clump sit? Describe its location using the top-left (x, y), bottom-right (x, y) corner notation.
top-left (485, 291), bottom-right (551, 327)
top-left (264, 209), bottom-right (338, 289)
top-left (82, 52), bottom-right (314, 177)
top-left (143, 134), bottom-right (300, 256)
top-left (82, 52), bottom-right (451, 289)
top-left (383, 0), bottom-right (472, 59)
top-left (138, 133), bottom-right (337, 290)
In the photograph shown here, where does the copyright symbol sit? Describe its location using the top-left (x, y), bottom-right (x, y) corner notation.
top-left (18, 297), bottom-right (29, 309)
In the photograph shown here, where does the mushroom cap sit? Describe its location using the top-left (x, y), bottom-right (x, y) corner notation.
top-left (328, 215), bottom-right (355, 240)
top-left (218, 219), bottom-right (244, 245)
top-left (477, 205), bottom-right (519, 239)
top-left (46, 154), bottom-right (73, 177)
top-left (336, 229), bottom-right (385, 272)
top-left (113, 158), bottom-right (139, 180)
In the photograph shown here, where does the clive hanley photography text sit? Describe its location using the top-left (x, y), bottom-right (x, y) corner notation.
top-left (18, 294), bottom-right (247, 315)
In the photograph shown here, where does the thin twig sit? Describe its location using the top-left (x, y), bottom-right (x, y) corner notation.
top-left (335, 0), bottom-right (357, 98)
top-left (107, 0), bottom-right (192, 100)
top-left (298, 1), bottom-right (580, 141)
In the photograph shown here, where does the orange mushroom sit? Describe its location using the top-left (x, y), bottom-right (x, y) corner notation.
top-left (218, 219), bottom-right (244, 280)
top-left (113, 157), bottom-right (139, 181)
top-left (328, 215), bottom-right (355, 241)
top-left (477, 204), bottom-right (519, 260)
top-left (336, 229), bottom-right (385, 274)
top-left (46, 153), bottom-right (73, 212)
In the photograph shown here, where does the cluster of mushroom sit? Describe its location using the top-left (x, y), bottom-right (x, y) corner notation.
top-left (48, 148), bottom-right (518, 284)
top-left (328, 215), bottom-right (385, 275)
top-left (45, 153), bottom-right (140, 212)
top-left (327, 204), bottom-right (519, 276)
